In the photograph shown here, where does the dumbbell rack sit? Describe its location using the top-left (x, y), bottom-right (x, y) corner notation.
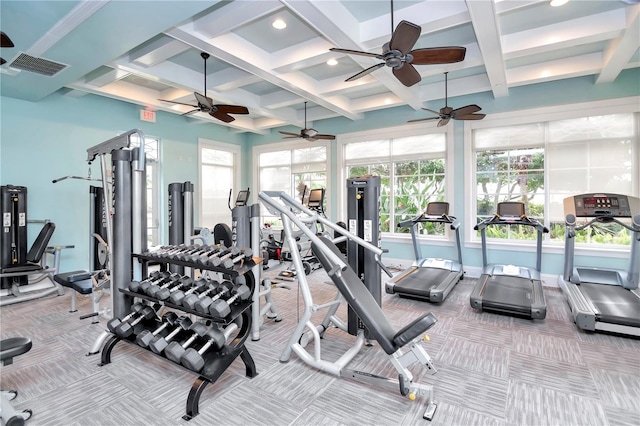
top-left (99, 251), bottom-right (258, 421)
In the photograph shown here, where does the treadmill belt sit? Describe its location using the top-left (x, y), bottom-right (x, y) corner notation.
top-left (395, 268), bottom-right (452, 296)
top-left (578, 283), bottom-right (640, 327)
top-left (482, 275), bottom-right (534, 315)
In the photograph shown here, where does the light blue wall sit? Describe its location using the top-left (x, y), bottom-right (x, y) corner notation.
top-left (0, 92), bottom-right (246, 272)
top-left (1, 69), bottom-right (639, 277)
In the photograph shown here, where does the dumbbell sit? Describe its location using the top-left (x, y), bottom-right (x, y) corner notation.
top-left (188, 246), bottom-right (220, 263)
top-left (194, 280), bottom-right (234, 315)
top-left (154, 245), bottom-right (187, 258)
top-left (106, 303), bottom-right (145, 333)
top-left (149, 316), bottom-right (193, 354)
top-left (164, 322), bottom-right (209, 363)
top-left (175, 245), bottom-right (211, 262)
top-left (182, 280), bottom-right (221, 310)
top-left (155, 277), bottom-right (194, 301)
top-left (166, 246), bottom-right (202, 261)
top-left (209, 284), bottom-right (251, 318)
top-left (115, 306), bottom-right (157, 338)
top-left (168, 279), bottom-right (209, 306)
top-left (218, 248), bottom-right (253, 269)
top-left (209, 246), bottom-right (241, 267)
top-left (130, 272), bottom-right (175, 294)
top-left (128, 271), bottom-right (169, 293)
top-left (196, 246), bottom-right (231, 266)
top-left (136, 312), bottom-right (179, 348)
top-left (146, 273), bottom-right (181, 298)
top-left (181, 326), bottom-right (232, 372)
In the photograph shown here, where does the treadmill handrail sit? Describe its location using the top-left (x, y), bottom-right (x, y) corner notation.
top-left (474, 214), bottom-right (549, 234)
top-left (397, 213), bottom-right (458, 228)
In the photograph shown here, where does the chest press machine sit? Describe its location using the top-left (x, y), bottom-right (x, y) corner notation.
top-left (259, 191), bottom-right (439, 421)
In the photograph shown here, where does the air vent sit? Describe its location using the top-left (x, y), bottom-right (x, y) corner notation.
top-left (9, 53), bottom-right (68, 77)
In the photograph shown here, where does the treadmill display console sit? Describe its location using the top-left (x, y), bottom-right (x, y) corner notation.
top-left (569, 193), bottom-right (632, 218)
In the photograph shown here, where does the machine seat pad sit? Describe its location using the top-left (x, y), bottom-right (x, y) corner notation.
top-left (1, 262), bottom-right (44, 274)
top-left (312, 236), bottom-right (399, 355)
top-left (0, 337), bottom-right (32, 363)
top-left (393, 312), bottom-right (438, 347)
top-left (54, 270), bottom-right (93, 294)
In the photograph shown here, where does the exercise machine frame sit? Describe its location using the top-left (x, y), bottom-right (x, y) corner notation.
top-left (259, 190), bottom-right (439, 421)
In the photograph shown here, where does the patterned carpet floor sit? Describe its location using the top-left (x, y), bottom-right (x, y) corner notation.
top-left (1, 263), bottom-right (639, 426)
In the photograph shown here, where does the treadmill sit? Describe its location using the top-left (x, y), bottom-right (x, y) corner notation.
top-left (558, 193), bottom-right (640, 337)
top-left (470, 202), bottom-right (548, 319)
top-left (385, 202), bottom-right (463, 303)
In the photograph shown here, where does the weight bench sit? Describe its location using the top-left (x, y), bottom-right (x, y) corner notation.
top-left (1, 337), bottom-right (33, 425)
top-left (54, 270), bottom-right (107, 323)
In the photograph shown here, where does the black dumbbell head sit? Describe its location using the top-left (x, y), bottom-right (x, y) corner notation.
top-left (164, 323), bottom-right (208, 363)
top-left (149, 317), bottom-right (193, 354)
top-left (107, 303), bottom-right (144, 333)
top-left (115, 306), bottom-right (156, 338)
top-left (181, 329), bottom-right (226, 372)
top-left (136, 312), bottom-right (179, 347)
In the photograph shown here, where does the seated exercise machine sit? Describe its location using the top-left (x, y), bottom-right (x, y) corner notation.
top-left (470, 202), bottom-right (548, 319)
top-left (1, 337), bottom-right (33, 425)
top-left (0, 215), bottom-right (67, 306)
top-left (259, 191), bottom-right (439, 421)
top-left (386, 202), bottom-right (463, 302)
top-left (558, 193), bottom-right (640, 336)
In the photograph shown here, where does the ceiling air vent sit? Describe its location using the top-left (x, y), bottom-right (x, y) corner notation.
top-left (9, 53), bottom-right (68, 77)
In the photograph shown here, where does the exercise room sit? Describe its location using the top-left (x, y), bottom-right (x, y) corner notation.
top-left (1, 1), bottom-right (639, 425)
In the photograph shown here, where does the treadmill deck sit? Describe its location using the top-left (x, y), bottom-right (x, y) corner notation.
top-left (578, 282), bottom-right (640, 328)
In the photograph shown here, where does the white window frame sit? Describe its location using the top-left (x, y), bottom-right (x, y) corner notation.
top-left (252, 139), bottom-right (332, 219)
top-left (337, 121), bottom-right (455, 245)
top-left (198, 138), bottom-right (241, 229)
top-left (464, 96), bottom-right (640, 256)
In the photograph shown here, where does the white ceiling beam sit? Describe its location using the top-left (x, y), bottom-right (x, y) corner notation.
top-left (508, 52), bottom-right (604, 87)
top-left (165, 26), bottom-right (361, 122)
top-left (465, 0), bottom-right (509, 98)
top-left (129, 37), bottom-right (190, 67)
top-left (84, 68), bottom-right (130, 87)
top-left (282, 0), bottom-right (424, 111)
top-left (597, 4), bottom-right (640, 84)
top-left (193, 0), bottom-right (283, 38)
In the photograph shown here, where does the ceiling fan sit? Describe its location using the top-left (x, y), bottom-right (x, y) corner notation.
top-left (408, 72), bottom-right (486, 127)
top-left (1, 31), bottom-right (14, 65)
top-left (159, 52), bottom-right (248, 123)
top-left (329, 0), bottom-right (466, 87)
top-left (279, 102), bottom-right (336, 142)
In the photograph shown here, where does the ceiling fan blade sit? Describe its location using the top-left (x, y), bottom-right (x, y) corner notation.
top-left (181, 108), bottom-right (201, 116)
top-left (451, 104), bottom-right (481, 117)
top-left (158, 99), bottom-right (199, 108)
top-left (0, 57), bottom-right (5, 66)
top-left (346, 63), bottom-right (385, 82)
top-left (282, 136), bottom-right (301, 139)
top-left (407, 117), bottom-right (440, 123)
top-left (389, 20), bottom-right (421, 54)
top-left (215, 104), bottom-right (249, 115)
top-left (210, 110), bottom-right (235, 123)
top-left (455, 113), bottom-right (486, 121)
top-left (194, 92), bottom-right (213, 109)
top-left (410, 47), bottom-right (466, 65)
top-left (329, 47), bottom-right (383, 59)
top-left (314, 134), bottom-right (336, 140)
top-left (437, 118), bottom-right (450, 127)
top-left (0, 32), bottom-right (14, 48)
top-left (279, 131), bottom-right (301, 137)
top-left (393, 63), bottom-right (421, 87)
top-left (421, 107), bottom-right (441, 116)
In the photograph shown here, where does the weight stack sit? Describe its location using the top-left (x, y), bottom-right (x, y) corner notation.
top-left (1, 185), bottom-right (28, 289)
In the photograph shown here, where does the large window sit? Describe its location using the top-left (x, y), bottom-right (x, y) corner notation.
top-left (129, 134), bottom-right (160, 246)
top-left (199, 140), bottom-right (240, 229)
top-left (341, 124), bottom-right (450, 236)
top-left (255, 142), bottom-right (329, 226)
top-left (470, 107), bottom-right (638, 246)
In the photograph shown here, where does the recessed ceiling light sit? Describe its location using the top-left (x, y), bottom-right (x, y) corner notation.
top-left (326, 58), bottom-right (338, 66)
top-left (549, 0), bottom-right (569, 7)
top-left (272, 19), bottom-right (287, 30)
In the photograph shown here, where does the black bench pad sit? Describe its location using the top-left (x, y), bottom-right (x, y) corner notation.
top-left (54, 270), bottom-right (93, 294)
top-left (0, 337), bottom-right (32, 363)
top-left (393, 312), bottom-right (438, 347)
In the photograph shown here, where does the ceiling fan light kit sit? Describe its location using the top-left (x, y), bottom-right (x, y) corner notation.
top-left (158, 51), bottom-right (248, 123)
